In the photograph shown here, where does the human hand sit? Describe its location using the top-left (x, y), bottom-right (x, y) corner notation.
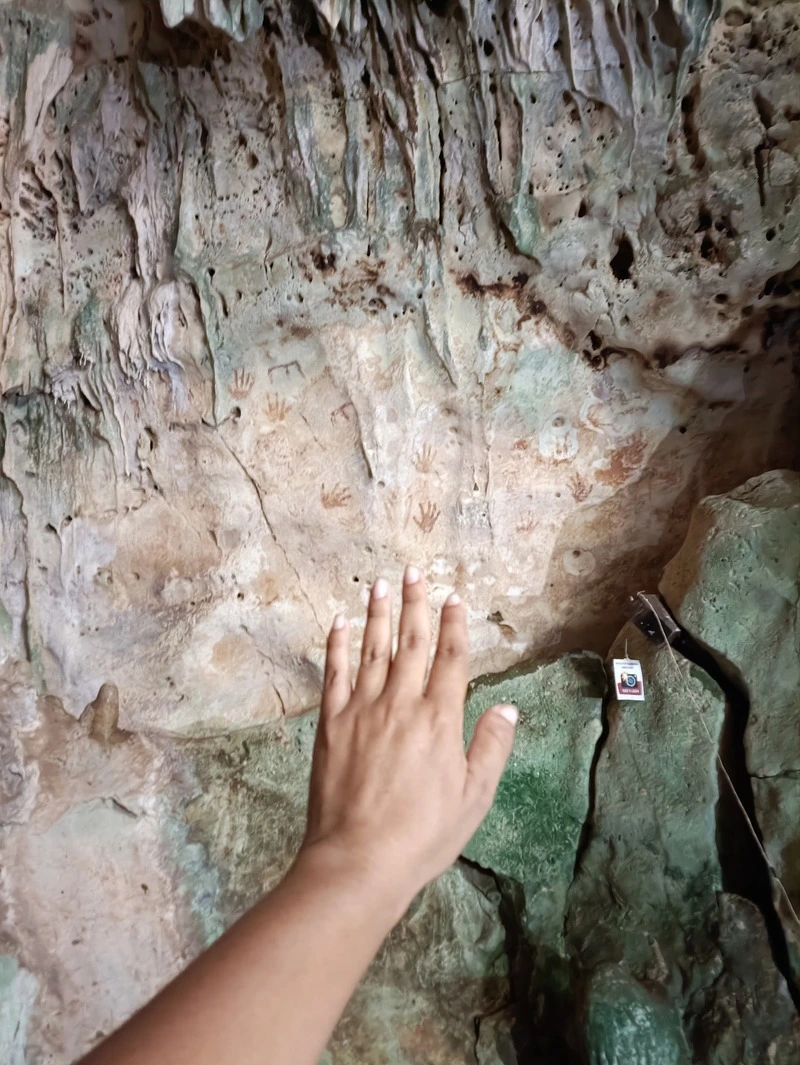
top-left (299, 566), bottom-right (518, 918)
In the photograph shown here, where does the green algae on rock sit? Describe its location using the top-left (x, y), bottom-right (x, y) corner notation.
top-left (579, 964), bottom-right (690, 1065)
top-left (567, 624), bottom-right (725, 993)
top-left (463, 652), bottom-right (605, 918)
top-left (164, 714), bottom-right (512, 1065)
top-left (463, 652), bottom-right (606, 1056)
top-left (660, 470), bottom-right (800, 984)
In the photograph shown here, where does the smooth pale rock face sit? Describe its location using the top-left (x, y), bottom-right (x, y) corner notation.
top-left (1, 1), bottom-right (799, 737)
top-left (660, 470), bottom-right (800, 981)
top-left (0, 957), bottom-right (38, 1065)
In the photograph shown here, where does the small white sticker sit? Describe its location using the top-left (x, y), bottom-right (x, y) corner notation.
top-left (612, 658), bottom-right (645, 701)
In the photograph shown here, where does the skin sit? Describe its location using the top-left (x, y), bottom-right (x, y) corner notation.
top-left (79, 566), bottom-right (518, 1065)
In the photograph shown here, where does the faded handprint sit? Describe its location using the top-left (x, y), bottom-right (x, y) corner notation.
top-left (265, 393), bottom-right (288, 422)
top-left (321, 483), bottom-right (352, 509)
top-left (412, 444), bottom-right (435, 474)
top-left (228, 369), bottom-right (255, 399)
top-left (567, 471), bottom-right (593, 503)
top-left (414, 501), bottom-right (441, 533)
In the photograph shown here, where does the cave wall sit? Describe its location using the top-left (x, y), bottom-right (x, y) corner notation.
top-left (1, 0), bottom-right (800, 1060)
top-left (1, 0), bottom-right (799, 735)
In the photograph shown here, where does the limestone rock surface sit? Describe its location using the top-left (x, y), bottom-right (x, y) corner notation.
top-left (4, 474), bottom-right (800, 1061)
top-left (567, 623), bottom-right (726, 993)
top-left (565, 614), bottom-right (799, 1063)
top-left (660, 470), bottom-right (800, 981)
top-left (1, 0), bottom-right (799, 739)
top-left (1, 699), bottom-right (510, 1063)
top-left (687, 894), bottom-right (800, 1065)
top-left (2, 0), bottom-right (800, 1057)
top-left (463, 651), bottom-right (605, 1051)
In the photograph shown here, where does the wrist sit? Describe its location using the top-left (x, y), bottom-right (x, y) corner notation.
top-left (289, 839), bottom-right (416, 932)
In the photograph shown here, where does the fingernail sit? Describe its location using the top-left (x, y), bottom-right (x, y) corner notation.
top-left (332, 614), bottom-right (347, 630)
top-left (445, 592), bottom-right (461, 606)
top-left (373, 577), bottom-right (389, 599)
top-left (404, 565), bottom-right (420, 585)
top-left (495, 705), bottom-right (519, 725)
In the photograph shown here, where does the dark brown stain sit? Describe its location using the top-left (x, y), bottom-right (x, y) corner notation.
top-left (457, 271), bottom-right (530, 301)
top-left (457, 272), bottom-right (556, 334)
top-left (311, 249), bottom-right (336, 273)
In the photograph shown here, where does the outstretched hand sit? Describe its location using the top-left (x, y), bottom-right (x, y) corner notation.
top-left (300, 565), bottom-right (518, 914)
top-left (78, 566), bottom-right (517, 1065)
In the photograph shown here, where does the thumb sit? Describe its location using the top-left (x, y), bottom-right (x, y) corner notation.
top-left (465, 704), bottom-right (518, 811)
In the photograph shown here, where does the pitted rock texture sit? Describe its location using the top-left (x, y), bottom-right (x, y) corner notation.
top-left (1, 0), bottom-right (799, 736)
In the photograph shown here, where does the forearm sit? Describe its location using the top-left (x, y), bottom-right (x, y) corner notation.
top-left (79, 845), bottom-right (409, 1065)
top-left (77, 572), bottom-right (515, 1065)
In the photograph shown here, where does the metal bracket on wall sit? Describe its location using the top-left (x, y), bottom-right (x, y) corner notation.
top-left (625, 591), bottom-right (683, 646)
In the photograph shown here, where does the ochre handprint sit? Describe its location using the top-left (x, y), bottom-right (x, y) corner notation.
top-left (321, 484), bottom-right (352, 509)
top-left (228, 369), bottom-right (255, 399)
top-left (413, 444), bottom-right (435, 474)
top-left (265, 393), bottom-right (288, 422)
top-left (414, 501), bottom-right (441, 533)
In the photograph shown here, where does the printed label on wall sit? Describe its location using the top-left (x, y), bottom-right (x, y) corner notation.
top-left (612, 658), bottom-right (645, 701)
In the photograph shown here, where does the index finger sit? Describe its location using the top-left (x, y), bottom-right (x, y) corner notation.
top-left (424, 592), bottom-right (469, 712)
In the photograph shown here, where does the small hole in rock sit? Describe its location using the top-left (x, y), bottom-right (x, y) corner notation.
top-left (610, 236), bottom-right (634, 281)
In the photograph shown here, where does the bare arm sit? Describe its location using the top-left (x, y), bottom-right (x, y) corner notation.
top-left (79, 567), bottom-right (517, 1065)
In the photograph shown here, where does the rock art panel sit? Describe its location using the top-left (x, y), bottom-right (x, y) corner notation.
top-left (1, 0), bottom-right (799, 736)
top-left (2, 0), bottom-right (800, 1057)
top-left (3, 476), bottom-right (800, 1061)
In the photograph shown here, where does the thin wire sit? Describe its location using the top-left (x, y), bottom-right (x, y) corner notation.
top-left (636, 592), bottom-right (800, 931)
